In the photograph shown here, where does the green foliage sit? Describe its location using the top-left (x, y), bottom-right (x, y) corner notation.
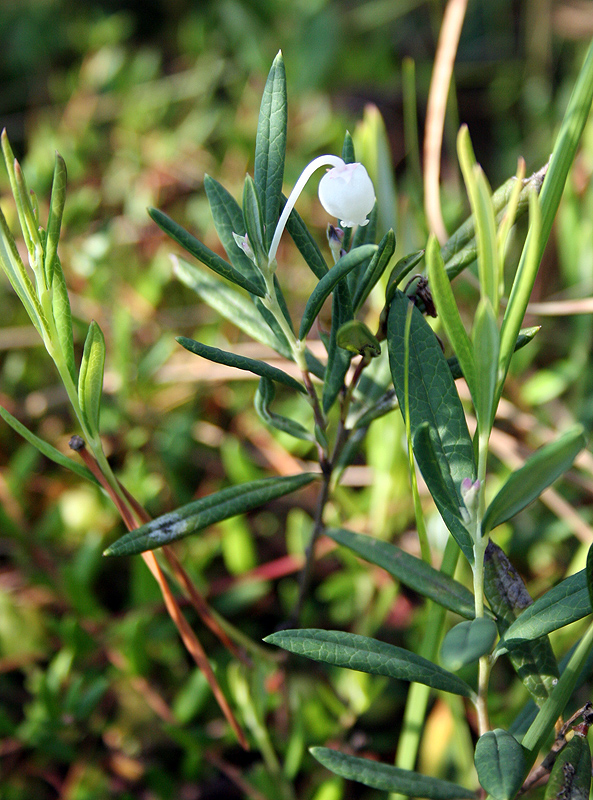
top-left (2, 7), bottom-right (593, 799)
top-left (104, 472), bottom-right (317, 555)
top-left (474, 729), bottom-right (526, 800)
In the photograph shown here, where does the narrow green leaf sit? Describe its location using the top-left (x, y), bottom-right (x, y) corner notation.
top-left (440, 165), bottom-right (546, 267)
top-left (472, 297), bottom-right (499, 433)
top-left (280, 194), bottom-right (328, 279)
top-left (448, 327), bottom-right (539, 380)
top-left (0, 404), bottom-right (97, 484)
top-left (387, 290), bottom-right (476, 560)
top-left (298, 244), bottom-right (377, 340)
top-left (173, 257), bottom-right (291, 358)
top-left (50, 258), bottom-right (76, 383)
top-left (149, 207), bottom-right (265, 297)
top-left (44, 152), bottom-right (67, 287)
top-left (521, 620), bottom-right (593, 766)
top-left (457, 126), bottom-right (498, 306)
top-left (264, 629), bottom-right (474, 696)
top-left (341, 130), bottom-right (355, 164)
top-left (78, 321), bottom-right (106, 436)
top-left (254, 52), bottom-right (287, 251)
top-left (388, 291), bottom-right (476, 491)
top-left (173, 257), bottom-right (325, 380)
top-left (483, 426), bottom-right (586, 535)
top-left (474, 729), bottom-right (526, 800)
top-left (534, 39), bottom-right (593, 268)
top-left (352, 228), bottom-right (395, 313)
top-left (322, 280), bottom-right (354, 413)
top-left (0, 208), bottom-right (47, 338)
top-left (104, 473), bottom-right (316, 556)
top-left (413, 423), bottom-right (474, 562)
top-left (495, 569), bottom-right (591, 655)
top-left (384, 249), bottom-right (425, 305)
top-left (426, 234), bottom-right (477, 399)
top-left (440, 618), bottom-right (498, 672)
top-left (352, 389), bottom-right (398, 430)
top-left (544, 733), bottom-right (591, 800)
top-left (203, 175), bottom-right (266, 293)
top-left (254, 377), bottom-right (314, 441)
top-left (242, 174), bottom-right (267, 265)
top-left (485, 541), bottom-right (559, 703)
top-left (326, 527), bottom-right (477, 620)
top-left (1, 132), bottom-right (39, 259)
top-left (310, 748), bottom-right (475, 799)
top-left (348, 205), bottom-right (377, 294)
top-left (586, 542), bottom-right (593, 611)
top-left (498, 192), bottom-right (541, 388)
top-left (177, 336), bottom-right (306, 394)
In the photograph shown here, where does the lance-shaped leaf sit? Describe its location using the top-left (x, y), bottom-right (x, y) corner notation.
top-left (173, 257), bottom-right (325, 380)
top-left (441, 164), bottom-right (547, 280)
top-left (544, 732), bottom-right (591, 800)
top-left (413, 423), bottom-right (474, 562)
top-left (485, 541), bottom-right (559, 703)
top-left (298, 244), bottom-right (377, 340)
top-left (384, 249), bottom-right (425, 305)
top-left (177, 337), bottom-right (305, 394)
top-left (44, 151), bottom-right (67, 287)
top-left (1, 131), bottom-right (42, 261)
top-left (474, 729), bottom-right (526, 800)
top-left (149, 207), bottom-right (265, 297)
top-left (51, 258), bottom-right (76, 383)
top-left (521, 621), bottom-right (593, 766)
top-left (242, 175), bottom-right (267, 266)
top-left (104, 472), bottom-right (316, 556)
top-left (0, 404), bottom-right (97, 484)
top-left (473, 297), bottom-right (500, 433)
top-left (587, 542), bottom-right (593, 611)
top-left (457, 126), bottom-right (499, 307)
top-left (322, 280), bottom-right (354, 413)
top-left (203, 175), bottom-right (266, 293)
top-left (348, 205), bottom-right (377, 295)
top-left (352, 228), bottom-right (395, 313)
top-left (483, 426), bottom-right (586, 535)
top-left (326, 527), bottom-right (477, 620)
top-left (387, 290), bottom-right (476, 492)
top-left (426, 234), bottom-right (477, 400)
top-left (254, 51), bottom-right (287, 251)
top-left (447, 327), bottom-right (539, 380)
top-left (173, 257), bottom-right (291, 357)
top-left (280, 194), bottom-right (328, 279)
top-left (255, 377), bottom-right (314, 442)
top-left (0, 207), bottom-right (48, 338)
top-left (310, 748), bottom-right (475, 799)
top-left (495, 569), bottom-right (591, 655)
top-left (440, 618), bottom-right (498, 672)
top-left (78, 321), bottom-right (106, 436)
top-left (264, 629), bottom-right (474, 697)
top-left (387, 291), bottom-right (476, 560)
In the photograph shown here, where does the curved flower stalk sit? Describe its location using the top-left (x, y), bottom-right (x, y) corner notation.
top-left (267, 155), bottom-right (375, 268)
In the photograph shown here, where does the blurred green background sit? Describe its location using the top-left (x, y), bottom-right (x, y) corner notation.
top-left (1, 1), bottom-right (593, 798)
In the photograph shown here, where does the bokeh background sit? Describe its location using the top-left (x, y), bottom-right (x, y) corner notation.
top-left (1, 1), bottom-right (593, 798)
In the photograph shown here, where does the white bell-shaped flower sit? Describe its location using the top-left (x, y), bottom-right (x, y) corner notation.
top-left (267, 154), bottom-right (376, 268)
top-left (318, 162), bottom-right (375, 228)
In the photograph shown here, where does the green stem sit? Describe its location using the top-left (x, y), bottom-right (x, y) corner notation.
top-left (390, 536), bottom-right (460, 800)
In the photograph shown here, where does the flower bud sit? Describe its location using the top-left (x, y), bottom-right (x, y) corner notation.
top-left (318, 162), bottom-right (376, 228)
